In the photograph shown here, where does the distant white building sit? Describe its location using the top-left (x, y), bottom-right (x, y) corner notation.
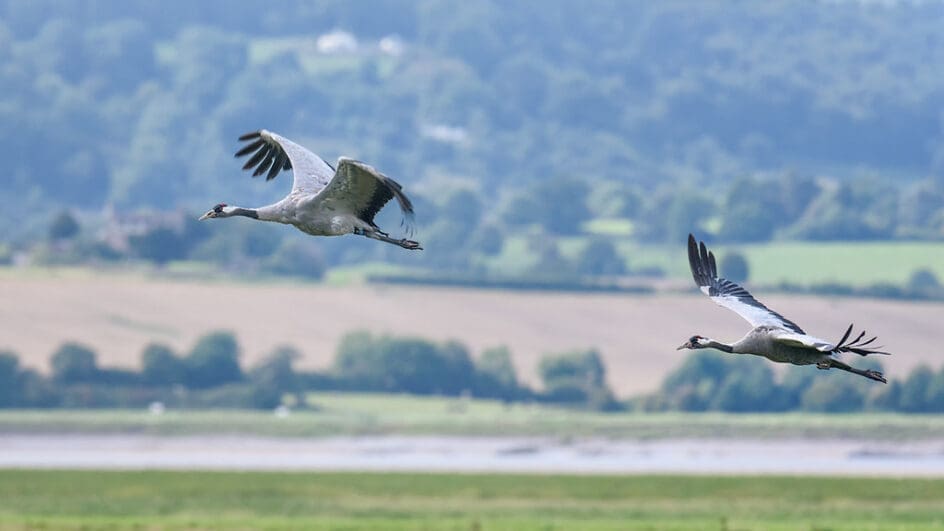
top-left (99, 204), bottom-right (188, 252)
top-left (316, 30), bottom-right (358, 54)
top-left (421, 124), bottom-right (468, 145)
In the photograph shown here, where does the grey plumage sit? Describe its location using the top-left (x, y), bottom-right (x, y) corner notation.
top-left (200, 130), bottom-right (422, 250)
top-left (679, 234), bottom-right (889, 383)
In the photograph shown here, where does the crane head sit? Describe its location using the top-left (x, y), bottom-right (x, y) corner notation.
top-left (676, 335), bottom-right (708, 350)
top-left (199, 203), bottom-right (228, 220)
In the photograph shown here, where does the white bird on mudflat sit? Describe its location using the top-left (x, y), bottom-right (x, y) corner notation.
top-left (677, 234), bottom-right (889, 383)
top-left (200, 130), bottom-right (422, 250)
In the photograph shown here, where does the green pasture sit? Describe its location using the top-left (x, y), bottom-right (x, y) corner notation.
top-left (486, 235), bottom-right (944, 287)
top-left (3, 393), bottom-right (944, 440)
top-left (622, 240), bottom-right (944, 287)
top-left (0, 470), bottom-right (941, 530)
top-left (5, 237), bottom-right (943, 289)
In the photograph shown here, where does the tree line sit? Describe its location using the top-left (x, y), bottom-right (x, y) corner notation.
top-left (0, 331), bottom-right (618, 411)
top-left (2, 330), bottom-right (944, 413)
top-left (639, 351), bottom-right (944, 414)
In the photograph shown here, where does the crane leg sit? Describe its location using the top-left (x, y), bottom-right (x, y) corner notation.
top-left (362, 229), bottom-right (423, 250)
top-left (826, 358), bottom-right (886, 383)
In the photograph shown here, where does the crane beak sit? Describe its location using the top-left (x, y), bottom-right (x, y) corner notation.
top-left (198, 211), bottom-right (213, 221)
top-left (676, 341), bottom-right (692, 350)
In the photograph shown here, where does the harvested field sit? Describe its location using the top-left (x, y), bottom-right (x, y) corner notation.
top-left (2, 270), bottom-right (941, 394)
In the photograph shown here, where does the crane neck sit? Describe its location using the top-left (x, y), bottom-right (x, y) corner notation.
top-left (225, 207), bottom-right (259, 219)
top-left (706, 339), bottom-right (734, 353)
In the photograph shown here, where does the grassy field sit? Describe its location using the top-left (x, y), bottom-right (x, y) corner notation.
top-left (3, 270), bottom-right (942, 396)
top-left (486, 236), bottom-right (944, 286)
top-left (0, 470), bottom-right (942, 530)
top-left (3, 393), bottom-right (944, 440)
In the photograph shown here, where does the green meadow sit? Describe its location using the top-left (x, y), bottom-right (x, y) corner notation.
top-left (0, 470), bottom-right (941, 530)
top-left (626, 240), bottom-right (944, 287)
top-left (3, 393), bottom-right (944, 440)
top-left (486, 236), bottom-right (944, 287)
top-left (5, 238), bottom-right (943, 288)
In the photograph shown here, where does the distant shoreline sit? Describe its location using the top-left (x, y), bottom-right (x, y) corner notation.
top-left (3, 434), bottom-right (943, 476)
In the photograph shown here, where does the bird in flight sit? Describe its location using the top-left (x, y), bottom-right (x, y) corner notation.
top-left (677, 234), bottom-right (889, 382)
top-left (200, 130), bottom-right (422, 250)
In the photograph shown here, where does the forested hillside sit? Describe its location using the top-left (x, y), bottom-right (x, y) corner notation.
top-left (2, 1), bottom-right (943, 265)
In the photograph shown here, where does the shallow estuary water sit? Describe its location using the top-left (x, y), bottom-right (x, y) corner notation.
top-left (3, 435), bottom-right (944, 476)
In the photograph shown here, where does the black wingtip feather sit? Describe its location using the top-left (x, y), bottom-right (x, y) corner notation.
top-left (266, 152), bottom-right (286, 181)
top-left (252, 150), bottom-right (276, 177)
top-left (687, 234), bottom-right (702, 288)
top-left (238, 131), bottom-right (261, 141)
top-left (235, 138), bottom-right (265, 158)
top-left (242, 146), bottom-right (268, 171)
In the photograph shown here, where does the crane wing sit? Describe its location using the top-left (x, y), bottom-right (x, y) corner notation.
top-left (772, 324), bottom-right (890, 356)
top-left (234, 130), bottom-right (335, 194)
top-left (769, 329), bottom-right (833, 350)
top-left (313, 158), bottom-right (415, 234)
top-left (687, 234), bottom-right (806, 334)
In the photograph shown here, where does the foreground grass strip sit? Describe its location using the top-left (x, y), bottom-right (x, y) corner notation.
top-left (0, 471), bottom-right (942, 530)
top-left (3, 395), bottom-right (944, 440)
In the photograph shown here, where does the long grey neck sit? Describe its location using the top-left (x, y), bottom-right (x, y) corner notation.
top-left (227, 207), bottom-right (258, 219)
top-left (706, 339), bottom-right (734, 353)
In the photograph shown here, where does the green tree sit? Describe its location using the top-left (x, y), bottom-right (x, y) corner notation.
top-left (801, 377), bottom-right (865, 413)
top-left (720, 252), bottom-right (749, 284)
top-left (141, 343), bottom-right (185, 386)
top-left (660, 351), bottom-right (733, 411)
top-left (0, 351), bottom-right (23, 407)
top-left (908, 269), bottom-right (941, 294)
top-left (506, 177), bottom-right (591, 235)
top-left (48, 210), bottom-right (80, 241)
top-left (577, 238), bottom-right (626, 276)
top-left (249, 345), bottom-right (302, 409)
top-left (710, 364), bottom-right (777, 412)
top-left (924, 366), bottom-right (944, 413)
top-left (333, 332), bottom-right (476, 396)
top-left (333, 331), bottom-right (385, 390)
top-left (184, 331), bottom-right (243, 389)
top-left (50, 342), bottom-right (98, 384)
top-left (262, 239), bottom-right (326, 280)
top-left (899, 364), bottom-right (935, 413)
top-left (538, 349), bottom-right (617, 410)
top-left (717, 176), bottom-right (783, 242)
top-left (868, 380), bottom-right (903, 411)
top-left (443, 189), bottom-right (483, 234)
top-left (527, 236), bottom-right (576, 278)
top-left (470, 224), bottom-right (504, 256)
top-left (128, 227), bottom-right (185, 264)
top-left (473, 346), bottom-right (522, 400)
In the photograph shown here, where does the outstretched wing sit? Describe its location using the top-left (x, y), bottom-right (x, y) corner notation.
top-left (234, 130), bottom-right (335, 194)
top-left (687, 234), bottom-right (805, 334)
top-left (314, 157), bottom-right (415, 235)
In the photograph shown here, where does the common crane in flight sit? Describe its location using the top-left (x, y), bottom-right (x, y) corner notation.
top-left (677, 234), bottom-right (889, 383)
top-left (200, 130), bottom-right (422, 250)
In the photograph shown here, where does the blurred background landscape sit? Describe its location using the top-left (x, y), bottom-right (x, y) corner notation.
top-left (2, 1), bottom-right (944, 529)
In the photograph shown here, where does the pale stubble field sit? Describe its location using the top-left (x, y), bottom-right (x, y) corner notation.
top-left (2, 270), bottom-right (942, 394)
